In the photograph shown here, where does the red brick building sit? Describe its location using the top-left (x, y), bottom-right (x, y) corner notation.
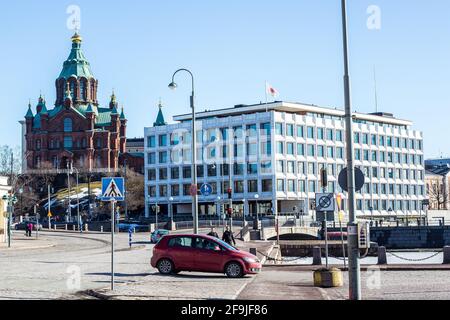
top-left (23, 33), bottom-right (127, 173)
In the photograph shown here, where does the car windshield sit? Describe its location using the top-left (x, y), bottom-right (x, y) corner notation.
top-left (213, 238), bottom-right (238, 251)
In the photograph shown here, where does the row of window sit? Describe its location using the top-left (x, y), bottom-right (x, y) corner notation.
top-left (147, 162), bottom-right (272, 181)
top-left (275, 179), bottom-right (425, 197)
top-left (276, 161), bottom-right (425, 181)
top-left (147, 124), bottom-right (273, 148)
top-left (147, 179), bottom-right (273, 198)
top-left (147, 142), bottom-right (272, 165)
top-left (33, 155), bottom-right (104, 168)
top-left (275, 123), bottom-right (423, 151)
top-left (276, 142), bottom-right (423, 164)
top-left (36, 137), bottom-right (105, 151)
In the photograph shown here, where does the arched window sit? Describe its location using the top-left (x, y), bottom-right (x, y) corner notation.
top-left (70, 80), bottom-right (76, 100)
top-left (64, 118), bottom-right (73, 132)
top-left (80, 79), bottom-right (87, 100)
top-left (35, 139), bottom-right (41, 151)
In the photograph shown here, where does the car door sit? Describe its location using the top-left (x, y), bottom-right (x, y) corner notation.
top-left (167, 236), bottom-right (195, 270)
top-left (193, 237), bottom-right (225, 272)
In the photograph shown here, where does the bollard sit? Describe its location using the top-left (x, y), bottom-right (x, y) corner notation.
top-left (443, 246), bottom-right (450, 264)
top-left (65, 224), bottom-right (68, 231)
top-left (84, 224), bottom-right (88, 232)
top-left (54, 224), bottom-right (57, 231)
top-left (100, 226), bottom-right (104, 233)
top-left (72, 225), bottom-right (76, 231)
top-left (249, 248), bottom-right (257, 256)
top-left (313, 247), bottom-right (322, 266)
top-left (377, 246), bottom-right (387, 265)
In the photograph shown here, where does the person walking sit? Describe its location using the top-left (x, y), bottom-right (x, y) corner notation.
top-left (27, 222), bottom-right (32, 237)
top-left (207, 227), bottom-right (219, 238)
top-left (222, 226), bottom-right (236, 246)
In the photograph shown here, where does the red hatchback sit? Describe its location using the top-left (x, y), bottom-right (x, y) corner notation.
top-left (151, 234), bottom-right (262, 278)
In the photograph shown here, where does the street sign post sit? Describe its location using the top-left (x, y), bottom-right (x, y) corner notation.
top-left (200, 183), bottom-right (213, 197)
top-left (101, 177), bottom-right (126, 291)
top-left (338, 167), bottom-right (365, 193)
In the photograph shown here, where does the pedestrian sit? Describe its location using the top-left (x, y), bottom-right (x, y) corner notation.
top-left (26, 222), bottom-right (32, 237)
top-left (207, 227), bottom-right (219, 238)
top-left (222, 226), bottom-right (236, 246)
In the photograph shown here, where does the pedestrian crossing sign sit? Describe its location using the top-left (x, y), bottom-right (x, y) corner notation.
top-left (101, 177), bottom-right (125, 202)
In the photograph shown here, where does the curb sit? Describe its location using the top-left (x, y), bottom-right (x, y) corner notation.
top-left (261, 264), bottom-right (450, 271)
top-left (0, 243), bottom-right (56, 251)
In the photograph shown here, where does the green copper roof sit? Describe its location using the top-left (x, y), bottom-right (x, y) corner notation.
top-left (111, 105), bottom-right (119, 115)
top-left (154, 103), bottom-right (167, 127)
top-left (120, 108), bottom-right (126, 120)
top-left (37, 95), bottom-right (48, 114)
top-left (58, 33), bottom-right (94, 80)
top-left (96, 107), bottom-right (113, 126)
top-left (25, 104), bottom-right (34, 118)
top-left (86, 103), bottom-right (94, 113)
top-left (33, 113), bottom-right (41, 129)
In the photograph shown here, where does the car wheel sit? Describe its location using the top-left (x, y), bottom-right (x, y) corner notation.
top-left (157, 259), bottom-right (174, 275)
top-left (225, 262), bottom-right (243, 278)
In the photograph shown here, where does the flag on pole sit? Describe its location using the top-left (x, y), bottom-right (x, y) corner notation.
top-left (266, 82), bottom-right (279, 98)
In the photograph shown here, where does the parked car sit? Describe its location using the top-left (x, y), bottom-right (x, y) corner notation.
top-left (150, 229), bottom-right (170, 243)
top-left (151, 234), bottom-right (262, 278)
top-left (15, 221), bottom-right (42, 231)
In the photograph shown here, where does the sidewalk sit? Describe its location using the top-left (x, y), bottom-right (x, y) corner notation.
top-left (0, 234), bottom-right (56, 251)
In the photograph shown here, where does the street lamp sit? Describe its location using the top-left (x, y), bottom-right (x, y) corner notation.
top-left (169, 196), bottom-right (174, 227)
top-left (169, 68), bottom-right (198, 234)
top-left (3, 192), bottom-right (17, 248)
top-left (72, 166), bottom-right (81, 232)
top-left (254, 194), bottom-right (260, 221)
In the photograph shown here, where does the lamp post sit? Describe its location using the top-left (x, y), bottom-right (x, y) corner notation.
top-left (72, 166), bottom-right (81, 232)
top-left (254, 194), bottom-right (260, 230)
top-left (169, 196), bottom-right (174, 227)
top-left (169, 68), bottom-right (198, 234)
top-left (341, 0), bottom-right (361, 300)
top-left (19, 188), bottom-right (23, 218)
top-left (3, 193), bottom-right (17, 248)
top-left (66, 162), bottom-right (72, 222)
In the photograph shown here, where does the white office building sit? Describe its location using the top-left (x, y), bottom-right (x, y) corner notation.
top-left (144, 102), bottom-right (426, 221)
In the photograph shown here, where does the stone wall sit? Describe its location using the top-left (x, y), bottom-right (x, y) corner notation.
top-left (370, 226), bottom-right (450, 249)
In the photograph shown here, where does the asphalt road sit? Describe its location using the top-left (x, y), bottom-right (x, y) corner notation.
top-left (0, 230), bottom-right (251, 300)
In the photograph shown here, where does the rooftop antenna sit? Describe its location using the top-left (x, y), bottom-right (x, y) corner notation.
top-left (373, 66), bottom-right (379, 113)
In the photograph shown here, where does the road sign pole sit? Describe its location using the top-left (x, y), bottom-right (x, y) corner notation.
top-left (111, 200), bottom-right (115, 291)
top-left (341, 0), bottom-right (361, 300)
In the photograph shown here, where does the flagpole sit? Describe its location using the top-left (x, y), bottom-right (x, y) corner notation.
top-left (265, 81), bottom-right (268, 112)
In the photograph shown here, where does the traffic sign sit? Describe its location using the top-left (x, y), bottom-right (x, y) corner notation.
top-left (315, 193), bottom-right (335, 212)
top-left (190, 184), bottom-right (198, 197)
top-left (200, 183), bottom-right (213, 197)
top-left (47, 211), bottom-right (52, 218)
top-left (101, 178), bottom-right (125, 201)
top-left (338, 167), bottom-right (365, 192)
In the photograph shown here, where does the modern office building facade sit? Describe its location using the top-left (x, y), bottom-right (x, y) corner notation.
top-left (144, 102), bottom-right (426, 221)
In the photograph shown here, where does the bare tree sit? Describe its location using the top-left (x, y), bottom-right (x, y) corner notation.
top-left (124, 167), bottom-right (144, 213)
top-left (428, 181), bottom-right (449, 210)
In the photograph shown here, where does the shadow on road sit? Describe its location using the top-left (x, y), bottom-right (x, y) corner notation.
top-left (86, 272), bottom-right (152, 277)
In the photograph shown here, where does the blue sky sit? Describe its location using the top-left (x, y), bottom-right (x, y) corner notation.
top-left (0, 0), bottom-right (449, 158)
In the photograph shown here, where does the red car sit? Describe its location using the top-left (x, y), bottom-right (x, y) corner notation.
top-left (151, 234), bottom-right (262, 278)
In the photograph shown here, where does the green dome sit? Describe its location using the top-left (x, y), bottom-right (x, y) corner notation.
top-left (58, 33), bottom-right (94, 80)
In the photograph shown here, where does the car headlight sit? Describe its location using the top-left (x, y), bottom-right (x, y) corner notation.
top-left (243, 257), bottom-right (258, 263)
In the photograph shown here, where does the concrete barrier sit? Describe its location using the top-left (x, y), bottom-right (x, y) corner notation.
top-left (377, 246), bottom-right (387, 265)
top-left (444, 246), bottom-right (450, 264)
top-left (313, 247), bottom-right (322, 266)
